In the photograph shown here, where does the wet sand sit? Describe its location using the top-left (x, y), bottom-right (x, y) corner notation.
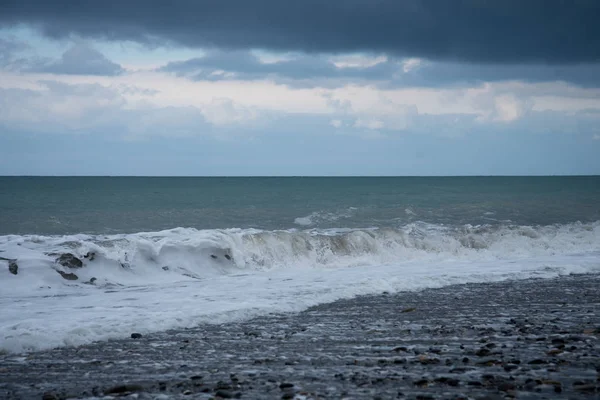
top-left (1, 274), bottom-right (599, 399)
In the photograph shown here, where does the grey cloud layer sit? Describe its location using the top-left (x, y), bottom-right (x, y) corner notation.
top-left (0, 40), bottom-right (123, 76)
top-left (1, 0), bottom-right (599, 63)
top-left (161, 51), bottom-right (600, 87)
top-left (160, 51), bottom-right (392, 83)
top-left (31, 43), bottom-right (123, 76)
top-left (0, 80), bottom-right (208, 136)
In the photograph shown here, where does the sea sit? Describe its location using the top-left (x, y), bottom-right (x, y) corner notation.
top-left (1, 176), bottom-right (599, 354)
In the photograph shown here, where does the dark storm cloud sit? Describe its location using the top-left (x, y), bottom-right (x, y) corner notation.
top-left (161, 51), bottom-right (600, 87)
top-left (1, 0), bottom-right (599, 63)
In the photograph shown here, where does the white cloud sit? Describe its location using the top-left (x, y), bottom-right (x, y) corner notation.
top-left (354, 118), bottom-right (384, 130)
top-left (1, 59), bottom-right (599, 140)
top-left (402, 58), bottom-right (422, 73)
top-left (330, 119), bottom-right (342, 128)
top-left (492, 94), bottom-right (531, 122)
top-left (331, 54), bottom-right (388, 68)
top-left (200, 98), bottom-right (260, 126)
top-left (0, 80), bottom-right (209, 137)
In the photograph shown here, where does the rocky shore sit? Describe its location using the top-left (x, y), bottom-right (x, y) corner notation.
top-left (1, 273), bottom-right (599, 399)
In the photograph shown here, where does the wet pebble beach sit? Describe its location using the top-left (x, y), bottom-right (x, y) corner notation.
top-left (2, 274), bottom-right (599, 399)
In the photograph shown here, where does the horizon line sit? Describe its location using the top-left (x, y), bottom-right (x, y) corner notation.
top-left (1, 174), bottom-right (599, 178)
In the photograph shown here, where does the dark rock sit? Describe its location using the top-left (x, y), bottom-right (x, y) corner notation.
top-left (435, 377), bottom-right (459, 387)
top-left (401, 307), bottom-right (416, 313)
top-left (393, 346), bottom-right (408, 352)
top-left (498, 382), bottom-right (516, 392)
top-left (224, 254), bottom-right (232, 261)
top-left (57, 270), bottom-right (78, 280)
top-left (447, 379), bottom-right (459, 387)
top-left (504, 364), bottom-right (519, 372)
top-left (216, 381), bottom-right (232, 390)
top-left (83, 251), bottom-right (96, 261)
top-left (211, 254), bottom-right (218, 259)
top-left (8, 259), bottom-right (18, 275)
top-left (215, 389), bottom-right (233, 398)
top-left (573, 382), bottom-right (596, 392)
top-left (462, 357), bottom-right (469, 363)
top-left (84, 277), bottom-right (97, 285)
top-left (104, 384), bottom-right (144, 395)
top-left (420, 357), bottom-right (440, 365)
top-left (56, 253), bottom-right (83, 268)
top-left (162, 266), bottom-right (169, 271)
top-left (131, 333), bottom-right (143, 339)
top-left (476, 359), bottom-right (499, 367)
top-left (475, 348), bottom-right (491, 357)
top-left (528, 359), bottom-right (547, 365)
top-left (190, 375), bottom-right (203, 380)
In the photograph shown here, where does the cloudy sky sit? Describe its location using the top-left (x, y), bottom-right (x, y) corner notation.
top-left (1, 0), bottom-right (599, 176)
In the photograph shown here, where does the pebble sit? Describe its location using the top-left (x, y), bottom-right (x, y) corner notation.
top-left (1, 274), bottom-right (599, 400)
top-left (215, 389), bottom-right (233, 398)
top-left (475, 348), bottom-right (491, 357)
top-left (104, 384), bottom-right (144, 395)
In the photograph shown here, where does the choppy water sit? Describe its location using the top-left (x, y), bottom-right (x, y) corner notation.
top-left (1, 176), bottom-right (599, 353)
top-left (2, 176), bottom-right (599, 234)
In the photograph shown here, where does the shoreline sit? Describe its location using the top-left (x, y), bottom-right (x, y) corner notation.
top-left (2, 274), bottom-right (599, 399)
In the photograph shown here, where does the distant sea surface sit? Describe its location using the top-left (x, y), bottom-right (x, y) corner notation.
top-left (1, 176), bottom-right (599, 354)
top-left (2, 176), bottom-right (599, 235)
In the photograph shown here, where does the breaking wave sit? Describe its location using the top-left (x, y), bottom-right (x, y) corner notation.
top-left (2, 221), bottom-right (600, 354)
top-left (1, 221), bottom-right (599, 289)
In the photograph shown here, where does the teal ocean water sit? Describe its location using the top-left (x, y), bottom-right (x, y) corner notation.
top-left (2, 176), bottom-right (599, 235)
top-left (2, 176), bottom-right (600, 354)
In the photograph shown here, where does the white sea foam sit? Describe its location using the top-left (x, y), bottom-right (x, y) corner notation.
top-left (1, 221), bottom-right (599, 354)
top-left (293, 207), bottom-right (357, 226)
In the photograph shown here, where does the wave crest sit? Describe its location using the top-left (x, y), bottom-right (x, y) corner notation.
top-left (1, 221), bottom-right (598, 289)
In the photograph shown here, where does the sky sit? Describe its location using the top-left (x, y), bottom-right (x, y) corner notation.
top-left (0, 0), bottom-right (599, 176)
